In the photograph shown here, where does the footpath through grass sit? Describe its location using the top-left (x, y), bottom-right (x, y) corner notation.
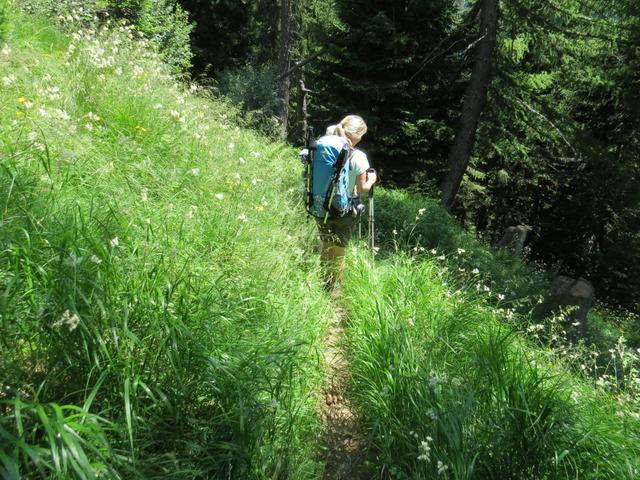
top-left (0, 10), bottom-right (331, 479)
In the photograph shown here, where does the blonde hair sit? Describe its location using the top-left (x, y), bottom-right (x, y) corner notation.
top-left (331, 115), bottom-right (367, 146)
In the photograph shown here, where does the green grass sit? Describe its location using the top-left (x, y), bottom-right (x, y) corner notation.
top-left (340, 251), bottom-right (640, 479)
top-left (2, 6), bottom-right (640, 480)
top-left (0, 10), bottom-right (330, 479)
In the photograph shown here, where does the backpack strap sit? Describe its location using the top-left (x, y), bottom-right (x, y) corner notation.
top-left (322, 143), bottom-right (353, 220)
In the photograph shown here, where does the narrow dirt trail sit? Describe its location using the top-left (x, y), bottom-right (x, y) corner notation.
top-left (320, 304), bottom-right (367, 479)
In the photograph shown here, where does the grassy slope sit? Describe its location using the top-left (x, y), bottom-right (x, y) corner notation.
top-left (0, 11), bottom-right (330, 479)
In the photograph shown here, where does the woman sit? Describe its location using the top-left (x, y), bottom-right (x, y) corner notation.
top-left (318, 115), bottom-right (377, 290)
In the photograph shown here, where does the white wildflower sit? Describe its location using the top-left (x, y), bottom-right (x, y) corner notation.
top-left (54, 309), bottom-right (80, 331)
top-left (457, 248), bottom-right (466, 255)
top-left (84, 123), bottom-right (94, 131)
top-left (437, 255), bottom-right (445, 260)
top-left (393, 229), bottom-right (398, 235)
top-left (152, 103), bottom-right (163, 110)
top-left (110, 237), bottom-right (119, 247)
top-left (1, 74), bottom-right (16, 86)
top-left (418, 208), bottom-right (426, 215)
top-left (40, 174), bottom-right (53, 184)
top-left (237, 213), bottom-right (248, 222)
top-left (228, 142), bottom-right (235, 150)
top-left (141, 188), bottom-right (148, 202)
top-left (430, 249), bottom-right (437, 254)
top-left (417, 437), bottom-right (432, 462)
top-left (215, 193), bottom-right (224, 200)
top-left (472, 268), bottom-right (480, 274)
top-left (437, 460), bottom-right (449, 475)
top-left (1, 45), bottom-right (11, 56)
top-left (239, 157), bottom-right (246, 164)
top-left (186, 205), bottom-right (198, 219)
top-left (190, 168), bottom-right (200, 176)
top-left (55, 109), bottom-right (70, 120)
top-left (90, 255), bottom-right (102, 264)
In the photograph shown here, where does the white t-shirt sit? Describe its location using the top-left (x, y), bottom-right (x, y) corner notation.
top-left (348, 149), bottom-right (369, 198)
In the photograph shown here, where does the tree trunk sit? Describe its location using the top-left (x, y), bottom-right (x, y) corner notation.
top-left (277, 0), bottom-right (293, 138)
top-left (441, 0), bottom-right (499, 210)
top-left (296, 69), bottom-right (309, 145)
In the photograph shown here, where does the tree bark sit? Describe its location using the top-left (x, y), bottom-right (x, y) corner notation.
top-left (296, 69), bottom-right (310, 145)
top-left (277, 0), bottom-right (293, 138)
top-left (441, 0), bottom-right (499, 210)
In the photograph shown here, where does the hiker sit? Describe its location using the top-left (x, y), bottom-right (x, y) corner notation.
top-left (316, 115), bottom-right (377, 288)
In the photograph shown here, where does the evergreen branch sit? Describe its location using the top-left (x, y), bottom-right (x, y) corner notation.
top-left (510, 0), bottom-right (631, 45)
top-left (513, 96), bottom-right (578, 156)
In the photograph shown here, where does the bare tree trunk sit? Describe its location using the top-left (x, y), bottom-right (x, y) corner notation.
top-left (441, 0), bottom-right (499, 210)
top-left (296, 69), bottom-right (310, 144)
top-left (277, 0), bottom-right (293, 138)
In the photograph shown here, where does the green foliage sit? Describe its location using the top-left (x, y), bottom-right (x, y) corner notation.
top-left (19, 0), bottom-right (194, 73)
top-left (121, 0), bottom-right (194, 73)
top-left (0, 12), bottom-right (326, 478)
top-left (454, 0), bottom-right (640, 313)
top-left (0, 0), bottom-right (8, 41)
top-left (217, 63), bottom-right (281, 137)
top-left (340, 251), bottom-right (640, 478)
top-left (309, 0), bottom-right (458, 184)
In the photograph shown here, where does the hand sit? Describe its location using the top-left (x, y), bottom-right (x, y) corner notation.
top-left (367, 169), bottom-right (377, 185)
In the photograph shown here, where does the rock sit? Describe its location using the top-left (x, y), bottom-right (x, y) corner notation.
top-left (497, 225), bottom-right (530, 256)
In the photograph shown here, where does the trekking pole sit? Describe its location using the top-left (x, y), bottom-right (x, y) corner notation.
top-left (367, 168), bottom-right (376, 254)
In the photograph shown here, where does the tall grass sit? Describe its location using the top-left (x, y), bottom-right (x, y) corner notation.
top-left (0, 11), bottom-right (329, 479)
top-left (340, 250), bottom-right (640, 479)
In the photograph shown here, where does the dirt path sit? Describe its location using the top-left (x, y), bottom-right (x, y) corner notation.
top-left (320, 305), bottom-right (367, 479)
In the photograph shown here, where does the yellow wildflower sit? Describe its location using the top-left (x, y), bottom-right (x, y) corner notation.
top-left (17, 97), bottom-right (27, 103)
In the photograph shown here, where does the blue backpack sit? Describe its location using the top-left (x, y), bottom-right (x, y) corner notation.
top-left (303, 134), bottom-right (353, 221)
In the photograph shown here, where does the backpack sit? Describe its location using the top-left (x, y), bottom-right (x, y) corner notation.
top-left (303, 133), bottom-right (354, 221)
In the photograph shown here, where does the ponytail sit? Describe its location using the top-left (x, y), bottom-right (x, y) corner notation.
top-left (326, 115), bottom-right (367, 147)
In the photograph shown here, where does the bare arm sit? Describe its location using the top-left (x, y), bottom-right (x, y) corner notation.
top-left (356, 170), bottom-right (377, 195)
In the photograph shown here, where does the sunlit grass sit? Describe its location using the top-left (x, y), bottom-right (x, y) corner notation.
top-left (0, 10), bottom-right (329, 479)
top-left (340, 250), bottom-right (640, 479)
